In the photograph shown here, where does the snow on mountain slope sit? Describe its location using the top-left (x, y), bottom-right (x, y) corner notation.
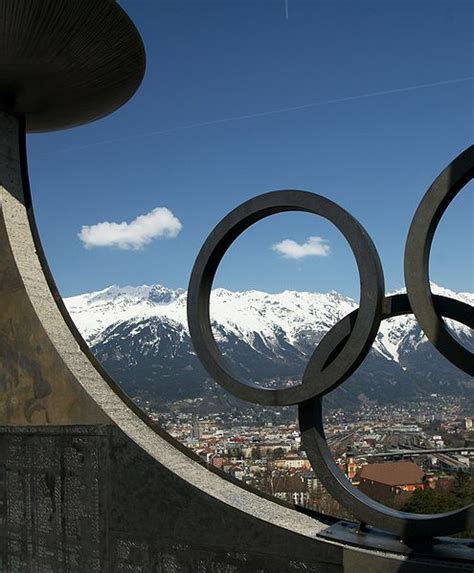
top-left (376, 286), bottom-right (473, 362)
top-left (64, 283), bottom-right (472, 364)
top-left (65, 284), bottom-right (186, 345)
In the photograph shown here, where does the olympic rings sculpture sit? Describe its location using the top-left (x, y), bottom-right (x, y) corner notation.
top-left (187, 145), bottom-right (473, 539)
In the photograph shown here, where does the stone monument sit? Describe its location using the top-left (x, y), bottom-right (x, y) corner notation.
top-left (0, 1), bottom-right (471, 570)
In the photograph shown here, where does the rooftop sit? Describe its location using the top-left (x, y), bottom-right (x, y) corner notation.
top-left (359, 461), bottom-right (424, 486)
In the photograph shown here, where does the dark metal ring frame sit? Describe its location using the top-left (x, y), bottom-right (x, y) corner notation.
top-left (405, 145), bottom-right (473, 376)
top-left (187, 190), bottom-right (385, 407)
top-left (187, 148), bottom-right (473, 539)
top-left (299, 293), bottom-right (474, 540)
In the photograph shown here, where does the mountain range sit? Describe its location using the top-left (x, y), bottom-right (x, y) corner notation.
top-left (64, 283), bottom-right (473, 412)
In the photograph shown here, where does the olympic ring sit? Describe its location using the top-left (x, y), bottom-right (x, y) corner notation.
top-left (187, 190), bottom-right (385, 406)
top-left (405, 145), bottom-right (473, 375)
top-left (299, 294), bottom-right (474, 539)
top-left (187, 147), bottom-right (473, 538)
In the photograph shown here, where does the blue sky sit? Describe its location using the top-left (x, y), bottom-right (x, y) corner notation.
top-left (27, 0), bottom-right (473, 300)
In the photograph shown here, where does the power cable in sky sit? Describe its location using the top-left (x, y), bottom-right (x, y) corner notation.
top-left (40, 76), bottom-right (473, 154)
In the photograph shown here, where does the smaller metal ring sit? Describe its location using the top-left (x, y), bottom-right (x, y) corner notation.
top-left (404, 145), bottom-right (474, 375)
top-left (299, 293), bottom-right (474, 539)
top-left (187, 190), bottom-right (385, 406)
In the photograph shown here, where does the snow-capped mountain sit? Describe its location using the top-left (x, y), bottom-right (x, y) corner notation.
top-left (64, 284), bottom-right (473, 409)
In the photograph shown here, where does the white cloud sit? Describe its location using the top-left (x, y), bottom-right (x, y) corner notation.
top-left (272, 236), bottom-right (331, 259)
top-left (78, 207), bottom-right (182, 250)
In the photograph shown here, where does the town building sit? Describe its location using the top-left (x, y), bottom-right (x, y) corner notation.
top-left (357, 461), bottom-right (425, 505)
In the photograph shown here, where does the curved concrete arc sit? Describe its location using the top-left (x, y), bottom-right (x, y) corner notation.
top-left (0, 110), bottom-right (327, 539)
top-left (1, 111), bottom-right (472, 571)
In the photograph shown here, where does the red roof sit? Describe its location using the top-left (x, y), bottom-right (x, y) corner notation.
top-left (359, 461), bottom-right (424, 486)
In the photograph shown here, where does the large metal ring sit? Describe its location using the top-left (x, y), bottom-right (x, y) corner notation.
top-left (405, 145), bottom-right (474, 375)
top-left (299, 293), bottom-right (474, 539)
top-left (187, 190), bottom-right (385, 406)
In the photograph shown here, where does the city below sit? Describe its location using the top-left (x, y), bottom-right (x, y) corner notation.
top-left (135, 394), bottom-right (474, 526)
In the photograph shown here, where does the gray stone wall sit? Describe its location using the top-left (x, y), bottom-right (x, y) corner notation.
top-left (0, 425), bottom-right (342, 572)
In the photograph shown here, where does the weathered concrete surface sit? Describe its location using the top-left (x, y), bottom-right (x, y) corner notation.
top-left (0, 217), bottom-right (110, 425)
top-left (0, 112), bottom-right (110, 425)
top-left (0, 425), bottom-right (343, 572)
top-left (0, 110), bottom-right (472, 571)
